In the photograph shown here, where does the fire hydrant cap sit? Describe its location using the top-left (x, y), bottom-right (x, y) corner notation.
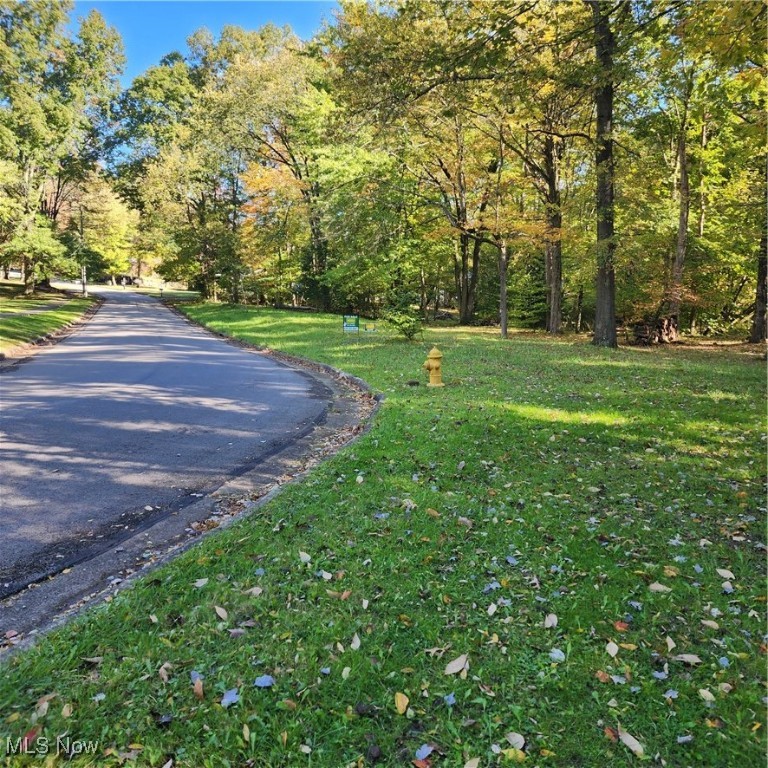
top-left (427, 347), bottom-right (443, 359)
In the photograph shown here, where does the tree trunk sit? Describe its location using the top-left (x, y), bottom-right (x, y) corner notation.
top-left (749, 232), bottom-right (767, 343)
top-left (498, 238), bottom-right (509, 339)
top-left (544, 216), bottom-right (562, 334)
top-left (23, 256), bottom-right (34, 295)
top-left (588, 0), bottom-right (618, 348)
top-left (669, 129), bottom-right (689, 326)
top-left (575, 285), bottom-right (584, 332)
top-left (455, 233), bottom-right (477, 324)
top-left (698, 121), bottom-right (707, 238)
top-left (543, 135), bottom-right (563, 335)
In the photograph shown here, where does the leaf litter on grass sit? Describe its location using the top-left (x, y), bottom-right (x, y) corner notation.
top-left (0, 311), bottom-right (764, 766)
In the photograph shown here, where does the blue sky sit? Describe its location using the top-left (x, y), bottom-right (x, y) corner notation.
top-left (72, 1), bottom-right (339, 85)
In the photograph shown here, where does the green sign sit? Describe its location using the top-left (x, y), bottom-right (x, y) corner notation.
top-left (343, 314), bottom-right (360, 333)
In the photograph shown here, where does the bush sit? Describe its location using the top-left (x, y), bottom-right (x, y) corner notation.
top-left (383, 308), bottom-right (422, 340)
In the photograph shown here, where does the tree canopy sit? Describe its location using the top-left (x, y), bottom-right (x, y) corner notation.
top-left (1, 0), bottom-right (764, 341)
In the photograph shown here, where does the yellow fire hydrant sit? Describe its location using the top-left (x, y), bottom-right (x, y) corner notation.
top-left (423, 346), bottom-right (445, 387)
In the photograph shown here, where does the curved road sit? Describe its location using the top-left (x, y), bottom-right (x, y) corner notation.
top-left (0, 289), bottom-right (329, 600)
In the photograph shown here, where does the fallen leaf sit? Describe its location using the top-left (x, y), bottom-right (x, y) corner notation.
top-left (444, 653), bottom-right (469, 675)
top-left (544, 613), bottom-right (558, 629)
top-left (194, 578), bottom-right (208, 588)
top-left (701, 619), bottom-right (719, 630)
top-left (617, 725), bottom-right (644, 757)
top-left (505, 732), bottom-right (525, 750)
top-left (350, 633), bottom-right (361, 651)
top-left (254, 675), bottom-right (275, 688)
top-left (606, 641), bottom-right (619, 658)
top-left (619, 643), bottom-right (637, 651)
top-left (464, 760), bottom-right (481, 768)
top-left (61, 703), bottom-right (73, 718)
top-left (243, 586), bottom-right (263, 597)
top-left (214, 605), bottom-right (228, 621)
top-left (698, 688), bottom-right (715, 702)
top-left (299, 551), bottom-right (311, 563)
top-left (613, 621), bottom-right (629, 632)
top-left (672, 654), bottom-right (702, 665)
top-left (549, 648), bottom-right (566, 663)
top-left (221, 688), bottom-right (239, 708)
top-left (595, 670), bottom-right (611, 683)
top-left (158, 662), bottom-right (172, 683)
top-left (395, 692), bottom-right (409, 714)
top-left (649, 582), bottom-right (672, 593)
top-left (502, 747), bottom-right (526, 762)
top-left (415, 744), bottom-right (434, 760)
top-left (193, 678), bottom-right (204, 700)
top-left (20, 728), bottom-right (39, 752)
top-left (666, 636), bottom-right (676, 652)
top-left (341, 666), bottom-right (351, 680)
top-left (716, 568), bottom-right (735, 580)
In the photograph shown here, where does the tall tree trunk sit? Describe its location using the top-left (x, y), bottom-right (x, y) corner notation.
top-left (575, 285), bottom-right (584, 332)
top-left (543, 135), bottom-right (563, 335)
top-left (749, 231), bottom-right (767, 343)
top-left (698, 121), bottom-right (707, 238)
top-left (455, 233), bottom-right (478, 324)
top-left (588, 0), bottom-right (618, 348)
top-left (544, 212), bottom-right (562, 335)
top-left (23, 256), bottom-right (35, 295)
top-left (498, 238), bottom-right (509, 339)
top-left (669, 129), bottom-right (689, 327)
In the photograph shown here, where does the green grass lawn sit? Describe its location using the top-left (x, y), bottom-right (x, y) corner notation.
top-left (1, 305), bottom-right (765, 768)
top-left (0, 282), bottom-right (97, 356)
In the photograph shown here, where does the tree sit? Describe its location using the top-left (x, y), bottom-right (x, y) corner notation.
top-left (62, 173), bottom-right (139, 283)
top-left (584, 0), bottom-right (627, 348)
top-left (0, 0), bottom-right (123, 291)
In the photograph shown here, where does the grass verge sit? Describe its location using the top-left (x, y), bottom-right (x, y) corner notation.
top-left (0, 282), bottom-right (97, 357)
top-left (0, 305), bottom-right (765, 768)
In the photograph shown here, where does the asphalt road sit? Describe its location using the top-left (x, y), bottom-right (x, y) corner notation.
top-left (0, 289), bottom-right (330, 599)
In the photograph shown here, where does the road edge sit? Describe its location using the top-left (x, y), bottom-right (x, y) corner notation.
top-left (0, 305), bottom-right (381, 658)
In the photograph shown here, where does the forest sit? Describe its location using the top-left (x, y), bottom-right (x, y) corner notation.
top-left (1, 0), bottom-right (766, 347)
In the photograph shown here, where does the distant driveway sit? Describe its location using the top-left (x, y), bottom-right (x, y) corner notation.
top-left (0, 289), bottom-right (329, 598)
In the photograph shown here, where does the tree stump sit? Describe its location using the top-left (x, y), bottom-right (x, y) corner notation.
top-left (632, 316), bottom-right (679, 345)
